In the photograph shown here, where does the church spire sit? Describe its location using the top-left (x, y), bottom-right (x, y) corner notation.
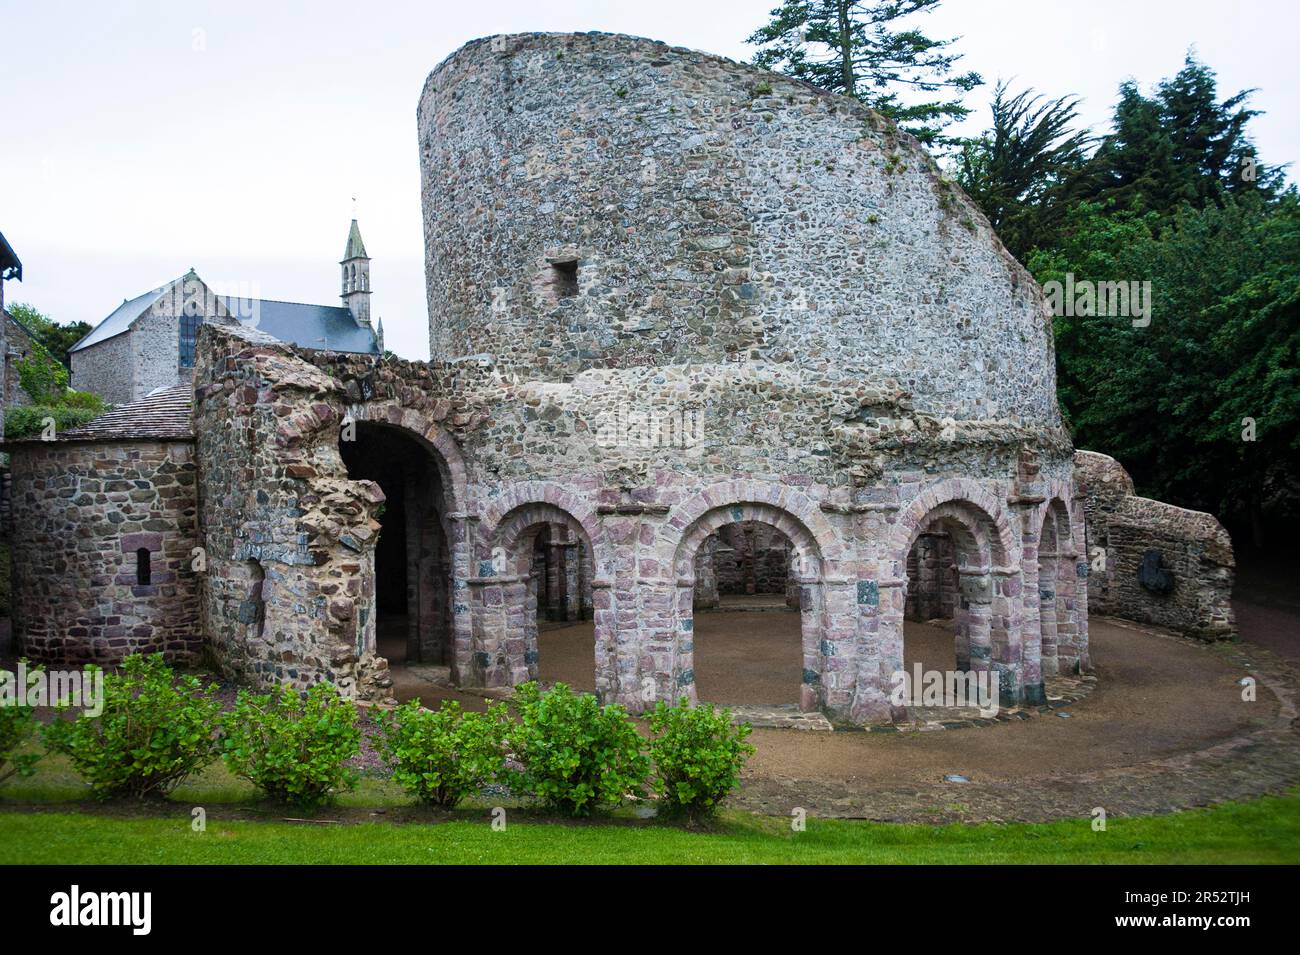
top-left (340, 218), bottom-right (371, 327)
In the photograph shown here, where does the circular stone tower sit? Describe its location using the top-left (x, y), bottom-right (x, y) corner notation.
top-left (414, 33), bottom-right (1085, 723)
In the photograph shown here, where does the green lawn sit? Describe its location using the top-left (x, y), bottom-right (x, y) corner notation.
top-left (2, 792), bottom-right (1297, 864)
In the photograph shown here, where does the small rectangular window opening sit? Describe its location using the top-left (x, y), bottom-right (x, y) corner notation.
top-left (551, 259), bottom-right (579, 298)
top-left (136, 547), bottom-right (152, 586)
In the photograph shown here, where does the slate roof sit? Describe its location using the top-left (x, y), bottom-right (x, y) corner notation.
top-left (53, 385), bottom-right (193, 443)
top-left (69, 284), bottom-right (171, 352)
top-left (70, 280), bottom-right (380, 356)
top-left (221, 297), bottom-right (378, 353)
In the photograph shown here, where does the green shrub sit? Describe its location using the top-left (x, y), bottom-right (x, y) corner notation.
top-left (57, 389), bottom-right (109, 412)
top-left (648, 698), bottom-right (754, 820)
top-left (3, 403), bottom-right (102, 440)
top-left (377, 699), bottom-right (508, 808)
top-left (220, 682), bottom-right (360, 807)
top-left (0, 665), bottom-right (41, 785)
top-left (505, 682), bottom-right (649, 816)
top-left (15, 353), bottom-right (68, 404)
top-left (43, 654), bottom-right (221, 799)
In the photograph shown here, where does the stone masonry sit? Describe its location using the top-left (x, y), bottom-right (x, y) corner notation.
top-left (1075, 450), bottom-right (1235, 639)
top-left (7, 430), bottom-right (201, 664)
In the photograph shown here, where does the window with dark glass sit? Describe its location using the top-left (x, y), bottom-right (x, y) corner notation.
top-left (136, 548), bottom-right (151, 585)
top-left (179, 308), bottom-right (202, 367)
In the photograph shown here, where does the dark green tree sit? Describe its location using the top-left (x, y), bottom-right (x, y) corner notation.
top-left (7, 302), bottom-right (91, 369)
top-left (1083, 55), bottom-right (1283, 216)
top-left (954, 82), bottom-right (1093, 261)
top-left (747, 0), bottom-right (982, 146)
top-left (1029, 195), bottom-right (1299, 545)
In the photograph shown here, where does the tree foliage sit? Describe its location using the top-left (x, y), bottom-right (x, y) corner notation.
top-left (954, 82), bottom-right (1093, 260)
top-left (748, 0), bottom-right (981, 145)
top-left (7, 302), bottom-right (91, 369)
top-left (950, 51), bottom-right (1295, 543)
top-left (1030, 195), bottom-right (1299, 539)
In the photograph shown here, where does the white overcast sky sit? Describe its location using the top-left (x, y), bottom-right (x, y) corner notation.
top-left (2, 0), bottom-right (1296, 359)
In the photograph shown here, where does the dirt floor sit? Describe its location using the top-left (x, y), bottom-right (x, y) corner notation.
top-left (378, 605), bottom-right (1277, 787)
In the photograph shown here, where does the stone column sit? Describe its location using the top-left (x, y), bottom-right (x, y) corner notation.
top-left (957, 569), bottom-right (992, 674)
top-left (448, 513), bottom-right (476, 685)
top-left (693, 535), bottom-right (720, 609)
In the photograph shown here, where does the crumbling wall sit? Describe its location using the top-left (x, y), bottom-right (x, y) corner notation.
top-left (193, 324), bottom-right (391, 698)
top-left (1075, 450), bottom-right (1235, 639)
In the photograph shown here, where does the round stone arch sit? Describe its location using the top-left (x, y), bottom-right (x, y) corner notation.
top-left (346, 401), bottom-right (469, 515)
top-left (472, 485), bottom-right (613, 693)
top-left (888, 479), bottom-right (1018, 571)
top-left (667, 498), bottom-right (837, 714)
top-left (884, 482), bottom-right (1025, 708)
top-left (342, 401), bottom-right (473, 680)
top-left (1029, 492), bottom-right (1085, 684)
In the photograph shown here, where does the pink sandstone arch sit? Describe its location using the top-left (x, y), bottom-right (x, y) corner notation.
top-left (347, 400), bottom-right (469, 514)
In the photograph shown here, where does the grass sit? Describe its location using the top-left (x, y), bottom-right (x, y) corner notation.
top-left (4, 739), bottom-right (1297, 865)
top-left (1, 783), bottom-right (1297, 865)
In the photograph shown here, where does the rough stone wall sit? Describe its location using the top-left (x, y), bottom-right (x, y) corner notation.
top-left (71, 331), bottom-right (135, 405)
top-left (73, 276), bottom-right (234, 403)
top-left (131, 301), bottom-right (186, 400)
top-left (714, 522), bottom-right (792, 595)
top-left (7, 439), bottom-right (201, 663)
top-left (3, 313), bottom-right (38, 410)
top-left (1075, 450), bottom-right (1235, 639)
top-left (419, 32), bottom-right (1061, 430)
top-left (192, 323), bottom-right (494, 698)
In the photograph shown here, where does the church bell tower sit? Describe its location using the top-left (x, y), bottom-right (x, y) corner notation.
top-left (341, 219), bottom-right (371, 327)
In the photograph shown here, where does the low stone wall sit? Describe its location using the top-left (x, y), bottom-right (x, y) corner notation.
top-left (1075, 450), bottom-right (1235, 639)
top-left (7, 439), bottom-right (202, 663)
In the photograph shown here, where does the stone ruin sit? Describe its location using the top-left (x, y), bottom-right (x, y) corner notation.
top-left (1, 32), bottom-right (1237, 725)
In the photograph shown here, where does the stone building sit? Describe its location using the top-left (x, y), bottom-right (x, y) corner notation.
top-left (69, 222), bottom-right (383, 404)
top-left (4, 33), bottom-right (1237, 725)
top-left (5, 387), bottom-right (200, 663)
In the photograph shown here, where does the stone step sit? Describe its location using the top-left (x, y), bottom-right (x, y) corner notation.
top-left (726, 703), bottom-right (834, 732)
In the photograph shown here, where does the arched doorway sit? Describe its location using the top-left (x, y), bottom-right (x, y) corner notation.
top-left (890, 494), bottom-right (1021, 710)
top-left (674, 503), bottom-right (827, 712)
top-left (1034, 497), bottom-right (1077, 691)
top-left (339, 422), bottom-right (453, 668)
top-left (477, 503), bottom-right (596, 692)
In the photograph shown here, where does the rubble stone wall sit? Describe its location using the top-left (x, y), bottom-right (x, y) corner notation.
top-left (1075, 450), bottom-right (1235, 639)
top-left (8, 439), bottom-right (201, 663)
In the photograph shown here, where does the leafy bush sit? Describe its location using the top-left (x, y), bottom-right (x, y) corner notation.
top-left (15, 353), bottom-right (68, 404)
top-left (3, 403), bottom-right (102, 440)
top-left (43, 654), bottom-right (221, 799)
top-left (0, 665), bottom-right (41, 785)
top-left (377, 699), bottom-right (508, 808)
top-left (220, 682), bottom-right (360, 807)
top-left (648, 698), bottom-right (754, 820)
top-left (506, 682), bottom-right (649, 817)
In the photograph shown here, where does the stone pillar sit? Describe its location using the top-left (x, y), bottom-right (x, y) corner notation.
top-left (957, 569), bottom-right (992, 674)
top-left (991, 566), bottom-right (1023, 706)
top-left (448, 513), bottom-right (476, 686)
top-left (1017, 508), bottom-right (1045, 705)
top-left (1037, 550), bottom-right (1059, 675)
top-left (693, 535), bottom-right (720, 609)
